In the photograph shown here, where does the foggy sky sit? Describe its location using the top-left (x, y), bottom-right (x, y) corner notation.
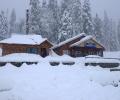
top-left (0, 0), bottom-right (119, 21)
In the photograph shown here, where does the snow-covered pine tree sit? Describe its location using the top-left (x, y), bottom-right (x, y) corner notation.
top-left (59, 8), bottom-right (73, 42)
top-left (9, 8), bottom-right (16, 33)
top-left (117, 20), bottom-right (120, 49)
top-left (103, 11), bottom-right (111, 50)
top-left (93, 14), bottom-right (103, 43)
top-left (82, 0), bottom-right (93, 35)
top-left (71, 0), bottom-right (83, 36)
top-left (48, 0), bottom-right (60, 43)
top-left (60, 0), bottom-right (71, 17)
top-left (42, 0), bottom-right (47, 8)
top-left (109, 19), bottom-right (119, 51)
top-left (41, 0), bottom-right (50, 38)
top-left (59, 0), bottom-right (83, 42)
top-left (29, 0), bottom-right (42, 34)
top-left (58, 0), bottom-right (73, 42)
top-left (15, 19), bottom-right (26, 34)
top-left (0, 11), bottom-right (9, 40)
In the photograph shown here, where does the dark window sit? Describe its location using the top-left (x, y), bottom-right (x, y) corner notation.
top-left (85, 42), bottom-right (96, 48)
top-left (63, 50), bottom-right (70, 55)
top-left (27, 48), bottom-right (38, 54)
top-left (75, 51), bottom-right (81, 57)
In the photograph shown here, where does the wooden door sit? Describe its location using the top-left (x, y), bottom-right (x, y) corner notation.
top-left (41, 48), bottom-right (47, 57)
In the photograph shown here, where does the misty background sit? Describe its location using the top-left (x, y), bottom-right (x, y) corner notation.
top-left (0, 0), bottom-right (119, 20)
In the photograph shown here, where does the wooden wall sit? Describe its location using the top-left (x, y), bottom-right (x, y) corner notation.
top-left (53, 38), bottom-right (104, 57)
top-left (0, 40), bottom-right (53, 56)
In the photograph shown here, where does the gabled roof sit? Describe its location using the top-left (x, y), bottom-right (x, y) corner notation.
top-left (53, 33), bottom-right (86, 49)
top-left (0, 34), bottom-right (51, 45)
top-left (70, 35), bottom-right (105, 49)
top-left (70, 35), bottom-right (93, 47)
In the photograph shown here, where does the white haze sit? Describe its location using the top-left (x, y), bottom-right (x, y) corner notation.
top-left (0, 0), bottom-right (119, 20)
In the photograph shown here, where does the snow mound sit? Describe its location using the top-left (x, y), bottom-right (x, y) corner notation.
top-left (0, 53), bottom-right (43, 62)
top-left (85, 55), bottom-right (101, 58)
top-left (45, 54), bottom-right (75, 62)
top-left (86, 57), bottom-right (119, 63)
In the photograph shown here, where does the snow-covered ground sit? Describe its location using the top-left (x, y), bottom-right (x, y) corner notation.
top-left (0, 54), bottom-right (120, 100)
top-left (104, 51), bottom-right (120, 58)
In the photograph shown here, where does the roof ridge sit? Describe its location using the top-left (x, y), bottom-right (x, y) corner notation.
top-left (53, 33), bottom-right (86, 49)
top-left (70, 35), bottom-right (93, 47)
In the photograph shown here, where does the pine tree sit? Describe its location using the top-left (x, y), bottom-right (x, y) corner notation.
top-left (42, 0), bottom-right (47, 8)
top-left (16, 19), bottom-right (25, 34)
top-left (82, 0), bottom-right (93, 35)
top-left (72, 0), bottom-right (82, 36)
top-left (60, 0), bottom-right (71, 16)
top-left (93, 14), bottom-right (103, 43)
top-left (9, 8), bottom-right (16, 33)
top-left (48, 0), bottom-right (60, 43)
top-left (59, 0), bottom-right (73, 42)
top-left (59, 9), bottom-right (73, 42)
top-left (59, 0), bottom-right (83, 42)
top-left (0, 11), bottom-right (9, 40)
top-left (117, 20), bottom-right (120, 49)
top-left (41, 0), bottom-right (50, 38)
top-left (103, 11), bottom-right (111, 50)
top-left (29, 0), bottom-right (42, 34)
top-left (109, 19), bottom-right (119, 51)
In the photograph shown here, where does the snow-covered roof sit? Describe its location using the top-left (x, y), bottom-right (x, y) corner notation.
top-left (70, 35), bottom-right (104, 48)
top-left (0, 34), bottom-right (48, 45)
top-left (70, 35), bottom-right (93, 47)
top-left (53, 33), bottom-right (86, 49)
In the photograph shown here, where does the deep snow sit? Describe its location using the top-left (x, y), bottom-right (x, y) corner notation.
top-left (0, 56), bottom-right (120, 100)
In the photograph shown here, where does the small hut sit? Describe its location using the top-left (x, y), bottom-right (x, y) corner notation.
top-left (0, 34), bottom-right (53, 57)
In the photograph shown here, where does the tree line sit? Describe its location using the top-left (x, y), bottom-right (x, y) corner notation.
top-left (0, 0), bottom-right (120, 51)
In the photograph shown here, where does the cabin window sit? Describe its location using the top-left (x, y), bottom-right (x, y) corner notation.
top-left (85, 42), bottom-right (96, 48)
top-left (75, 51), bottom-right (81, 57)
top-left (27, 48), bottom-right (38, 54)
top-left (63, 50), bottom-right (70, 55)
top-left (88, 51), bottom-right (94, 55)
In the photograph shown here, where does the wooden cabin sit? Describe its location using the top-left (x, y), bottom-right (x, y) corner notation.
top-left (0, 34), bottom-right (53, 57)
top-left (53, 33), bottom-right (105, 57)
